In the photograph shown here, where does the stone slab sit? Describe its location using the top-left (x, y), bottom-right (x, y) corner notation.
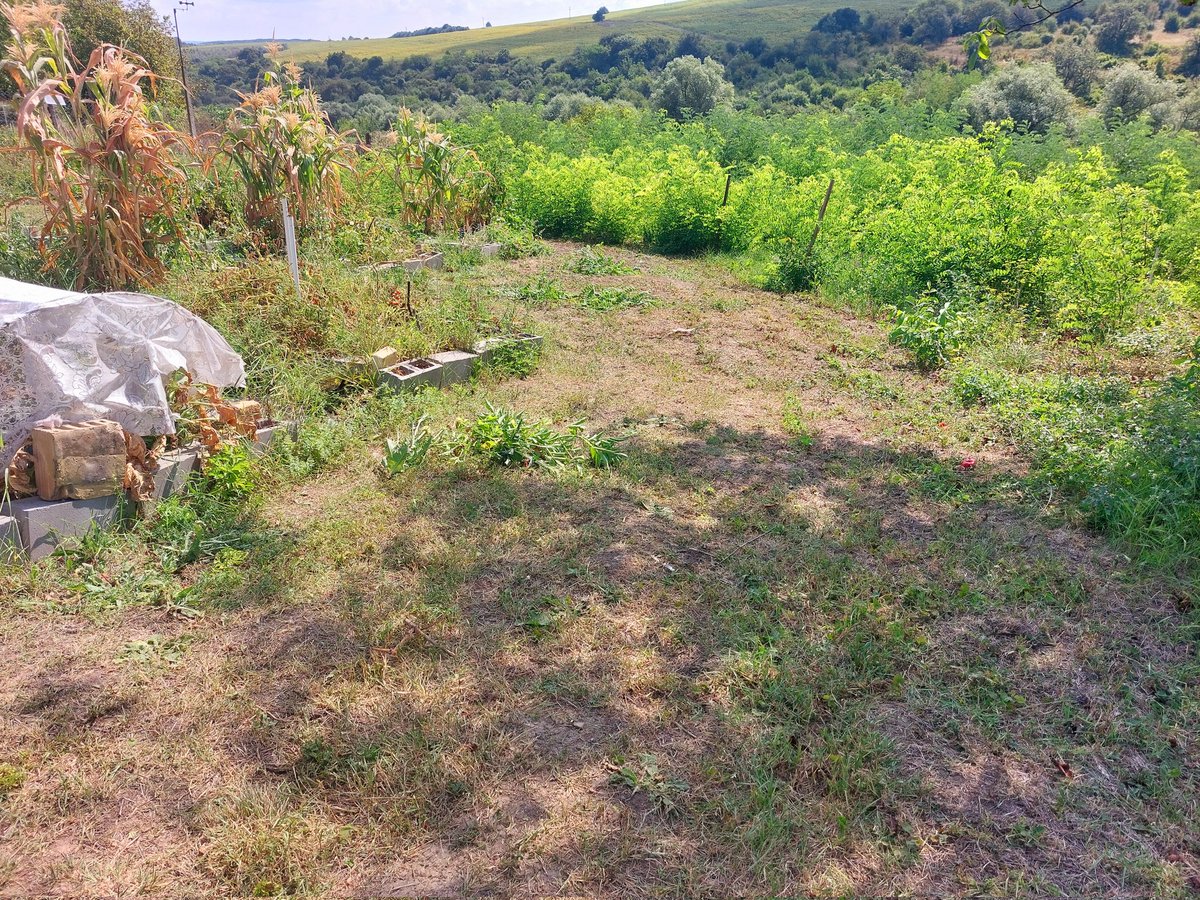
top-left (402, 252), bottom-right (444, 273)
top-left (428, 350), bottom-right (478, 386)
top-left (481, 242), bottom-right (502, 258)
top-left (4, 494), bottom-right (128, 561)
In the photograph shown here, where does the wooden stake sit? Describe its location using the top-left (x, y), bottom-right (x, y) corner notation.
top-left (804, 177), bottom-right (835, 263)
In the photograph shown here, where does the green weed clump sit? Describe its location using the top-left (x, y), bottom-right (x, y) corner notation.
top-left (952, 360), bottom-right (1200, 572)
top-left (384, 404), bottom-right (625, 474)
top-left (565, 246), bottom-right (637, 275)
top-left (577, 286), bottom-right (655, 311)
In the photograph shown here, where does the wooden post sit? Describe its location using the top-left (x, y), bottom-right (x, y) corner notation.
top-left (804, 177), bottom-right (835, 263)
top-left (722, 173), bottom-right (732, 207)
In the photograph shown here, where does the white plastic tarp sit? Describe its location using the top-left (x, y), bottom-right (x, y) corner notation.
top-left (0, 276), bottom-right (244, 465)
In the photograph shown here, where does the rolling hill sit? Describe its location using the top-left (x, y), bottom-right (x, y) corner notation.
top-left (190, 0), bottom-right (912, 65)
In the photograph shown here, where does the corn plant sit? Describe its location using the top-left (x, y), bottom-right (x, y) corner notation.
top-left (1, 0), bottom-right (194, 289)
top-left (377, 108), bottom-right (496, 233)
top-left (223, 46), bottom-right (353, 241)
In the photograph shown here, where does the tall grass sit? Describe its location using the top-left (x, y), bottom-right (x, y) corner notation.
top-left (1, 0), bottom-right (194, 289)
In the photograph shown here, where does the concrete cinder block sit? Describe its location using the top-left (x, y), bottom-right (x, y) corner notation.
top-left (428, 350), bottom-right (478, 386)
top-left (151, 449), bottom-right (199, 501)
top-left (379, 358), bottom-right (442, 394)
top-left (5, 494), bottom-right (129, 561)
top-left (402, 252), bottom-right (443, 273)
top-left (31, 419), bottom-right (126, 501)
top-left (0, 514), bottom-right (23, 563)
top-left (249, 422), bottom-right (297, 457)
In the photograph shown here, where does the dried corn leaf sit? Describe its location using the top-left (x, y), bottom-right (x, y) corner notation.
top-left (4, 448), bottom-right (37, 498)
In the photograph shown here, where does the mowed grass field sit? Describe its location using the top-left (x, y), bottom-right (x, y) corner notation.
top-left (191, 0), bottom-right (911, 64)
top-left (2, 242), bottom-right (1197, 896)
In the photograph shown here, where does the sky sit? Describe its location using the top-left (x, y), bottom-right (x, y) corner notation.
top-left (150, 0), bottom-right (670, 43)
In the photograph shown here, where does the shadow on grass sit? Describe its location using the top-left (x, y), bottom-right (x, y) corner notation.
top-left (6, 425), bottom-right (1195, 896)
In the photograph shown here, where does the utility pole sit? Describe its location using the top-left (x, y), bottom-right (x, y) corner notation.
top-left (173, 0), bottom-right (196, 139)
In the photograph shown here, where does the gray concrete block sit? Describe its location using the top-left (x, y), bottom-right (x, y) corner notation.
top-left (152, 449), bottom-right (199, 501)
top-left (402, 252), bottom-right (444, 273)
top-left (379, 358), bottom-right (442, 394)
top-left (0, 514), bottom-right (23, 563)
top-left (250, 422), bottom-right (297, 457)
top-left (481, 242), bottom-right (502, 258)
top-left (428, 350), bottom-right (478, 386)
top-left (5, 495), bottom-right (129, 561)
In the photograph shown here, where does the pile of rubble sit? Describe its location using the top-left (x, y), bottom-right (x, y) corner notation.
top-left (0, 276), bottom-right (251, 562)
top-left (1, 396), bottom-right (285, 562)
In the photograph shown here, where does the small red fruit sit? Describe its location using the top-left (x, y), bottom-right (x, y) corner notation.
top-left (960, 457), bottom-right (976, 470)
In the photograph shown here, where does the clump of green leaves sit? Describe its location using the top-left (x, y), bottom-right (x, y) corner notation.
top-left (504, 275), bottom-right (569, 305)
top-left (577, 285), bottom-right (655, 311)
top-left (517, 595), bottom-right (576, 637)
top-left (608, 753), bottom-right (689, 813)
top-left (203, 444), bottom-right (259, 503)
top-left (382, 403), bottom-right (626, 475)
top-left (117, 634), bottom-right (194, 666)
top-left (768, 238), bottom-right (817, 293)
top-left (487, 338), bottom-right (543, 378)
top-left (383, 416), bottom-right (434, 474)
top-left (565, 246), bottom-right (637, 275)
top-left (781, 395), bottom-right (815, 448)
top-left (887, 295), bottom-right (964, 371)
top-left (463, 405), bottom-right (625, 470)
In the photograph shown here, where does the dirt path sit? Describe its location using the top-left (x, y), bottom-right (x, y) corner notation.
top-left (1, 244), bottom-right (1195, 897)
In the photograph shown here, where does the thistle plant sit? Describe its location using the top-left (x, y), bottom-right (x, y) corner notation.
top-left (1, 0), bottom-right (194, 289)
top-left (223, 45), bottom-right (353, 241)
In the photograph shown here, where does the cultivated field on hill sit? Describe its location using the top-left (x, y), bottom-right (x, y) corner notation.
top-left (190, 0), bottom-right (912, 64)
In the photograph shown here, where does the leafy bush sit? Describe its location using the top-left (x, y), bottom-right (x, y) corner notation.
top-left (203, 443), bottom-right (259, 503)
top-left (1052, 43), bottom-right (1101, 99)
top-left (651, 55), bottom-right (734, 120)
top-left (887, 293), bottom-right (964, 370)
top-left (1098, 65), bottom-right (1175, 127)
top-left (958, 64), bottom-right (1075, 134)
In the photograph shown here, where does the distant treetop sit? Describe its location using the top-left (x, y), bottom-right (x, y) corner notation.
top-left (391, 23), bottom-right (469, 39)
